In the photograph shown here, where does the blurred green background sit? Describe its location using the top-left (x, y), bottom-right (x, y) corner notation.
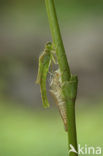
top-left (0, 0), bottom-right (103, 156)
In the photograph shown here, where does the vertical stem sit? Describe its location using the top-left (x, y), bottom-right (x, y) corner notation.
top-left (67, 100), bottom-right (78, 156)
top-left (45, 0), bottom-right (71, 82)
top-left (45, 0), bottom-right (78, 156)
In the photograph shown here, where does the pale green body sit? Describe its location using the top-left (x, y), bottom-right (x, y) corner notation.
top-left (36, 42), bottom-right (52, 108)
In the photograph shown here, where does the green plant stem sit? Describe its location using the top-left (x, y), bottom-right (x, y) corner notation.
top-left (45, 0), bottom-right (78, 156)
top-left (45, 0), bottom-right (71, 82)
